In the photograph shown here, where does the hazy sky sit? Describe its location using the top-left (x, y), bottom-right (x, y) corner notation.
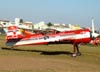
top-left (0, 0), bottom-right (100, 27)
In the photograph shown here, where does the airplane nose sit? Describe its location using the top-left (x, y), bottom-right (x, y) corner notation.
top-left (90, 32), bottom-right (100, 40)
top-left (92, 33), bottom-right (99, 38)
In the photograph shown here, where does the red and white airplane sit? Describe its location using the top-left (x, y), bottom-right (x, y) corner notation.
top-left (5, 19), bottom-right (99, 57)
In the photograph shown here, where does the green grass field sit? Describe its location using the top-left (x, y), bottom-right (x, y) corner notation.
top-left (0, 34), bottom-right (100, 72)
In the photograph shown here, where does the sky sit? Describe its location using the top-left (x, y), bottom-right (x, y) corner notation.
top-left (0, 0), bottom-right (100, 27)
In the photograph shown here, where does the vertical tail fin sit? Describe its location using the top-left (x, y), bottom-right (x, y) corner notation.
top-left (6, 26), bottom-right (24, 46)
top-left (6, 26), bottom-right (23, 40)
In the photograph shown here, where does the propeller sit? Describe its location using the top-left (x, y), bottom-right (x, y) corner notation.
top-left (90, 17), bottom-right (100, 39)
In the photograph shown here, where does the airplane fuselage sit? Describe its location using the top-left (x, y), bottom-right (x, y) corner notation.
top-left (6, 29), bottom-right (91, 46)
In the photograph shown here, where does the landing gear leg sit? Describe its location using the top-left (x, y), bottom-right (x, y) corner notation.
top-left (75, 44), bottom-right (81, 56)
top-left (72, 44), bottom-right (81, 57)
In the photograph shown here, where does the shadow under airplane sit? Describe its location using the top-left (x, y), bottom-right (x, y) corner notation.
top-left (1, 47), bottom-right (72, 56)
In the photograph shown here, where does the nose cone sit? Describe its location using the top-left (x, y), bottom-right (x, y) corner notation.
top-left (92, 33), bottom-right (100, 38)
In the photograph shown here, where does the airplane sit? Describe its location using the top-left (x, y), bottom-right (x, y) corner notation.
top-left (5, 18), bottom-right (99, 57)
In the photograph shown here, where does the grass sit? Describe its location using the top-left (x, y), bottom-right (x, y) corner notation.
top-left (0, 34), bottom-right (100, 72)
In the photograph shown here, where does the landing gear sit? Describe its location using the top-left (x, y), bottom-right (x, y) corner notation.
top-left (72, 44), bottom-right (82, 57)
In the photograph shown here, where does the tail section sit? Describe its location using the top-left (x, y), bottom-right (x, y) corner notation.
top-left (6, 26), bottom-right (24, 46)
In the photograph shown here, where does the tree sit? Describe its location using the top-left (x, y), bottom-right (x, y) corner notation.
top-left (47, 22), bottom-right (53, 27)
top-left (20, 19), bottom-right (23, 23)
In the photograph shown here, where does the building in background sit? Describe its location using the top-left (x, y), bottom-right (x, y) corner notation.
top-left (34, 21), bottom-right (48, 30)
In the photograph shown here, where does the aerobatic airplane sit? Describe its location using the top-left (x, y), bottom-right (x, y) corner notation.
top-left (5, 18), bottom-right (99, 57)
